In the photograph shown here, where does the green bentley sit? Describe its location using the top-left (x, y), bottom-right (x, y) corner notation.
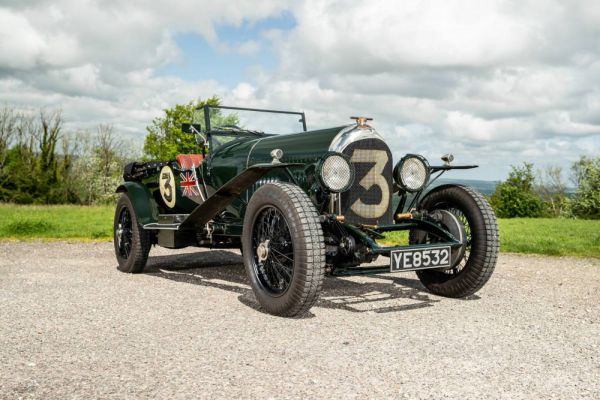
top-left (114, 105), bottom-right (499, 317)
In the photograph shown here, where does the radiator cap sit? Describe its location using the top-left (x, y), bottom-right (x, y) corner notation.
top-left (350, 116), bottom-right (373, 128)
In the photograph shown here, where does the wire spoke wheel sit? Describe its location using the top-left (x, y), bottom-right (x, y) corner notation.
top-left (242, 182), bottom-right (325, 317)
top-left (251, 206), bottom-right (294, 295)
top-left (410, 185), bottom-right (499, 298)
top-left (409, 207), bottom-right (470, 273)
top-left (442, 207), bottom-right (472, 275)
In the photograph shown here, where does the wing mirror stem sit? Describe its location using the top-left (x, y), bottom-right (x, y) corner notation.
top-left (189, 124), bottom-right (202, 135)
top-left (182, 123), bottom-right (209, 155)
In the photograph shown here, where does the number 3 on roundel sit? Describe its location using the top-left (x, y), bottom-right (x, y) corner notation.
top-left (350, 149), bottom-right (390, 219)
top-left (159, 165), bottom-right (176, 208)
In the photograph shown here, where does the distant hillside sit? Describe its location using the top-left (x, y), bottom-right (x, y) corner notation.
top-left (430, 178), bottom-right (499, 196)
top-left (430, 178), bottom-right (575, 196)
top-left (390, 178), bottom-right (574, 212)
top-left (390, 178), bottom-right (499, 212)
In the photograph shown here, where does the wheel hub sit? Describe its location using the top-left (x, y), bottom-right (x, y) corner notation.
top-left (116, 223), bottom-right (124, 247)
top-left (256, 239), bottom-right (270, 262)
top-left (251, 205), bottom-right (294, 295)
top-left (437, 209), bottom-right (467, 268)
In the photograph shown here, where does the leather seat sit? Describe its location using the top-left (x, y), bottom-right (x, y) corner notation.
top-left (176, 154), bottom-right (203, 169)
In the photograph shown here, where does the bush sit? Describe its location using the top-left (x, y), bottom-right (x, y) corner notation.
top-left (569, 156), bottom-right (600, 219)
top-left (0, 107), bottom-right (136, 205)
top-left (490, 163), bottom-right (545, 218)
top-left (535, 166), bottom-right (568, 217)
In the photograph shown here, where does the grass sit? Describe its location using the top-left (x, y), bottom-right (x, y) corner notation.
top-left (0, 204), bottom-right (113, 241)
top-left (0, 204), bottom-right (598, 258)
top-left (380, 218), bottom-right (600, 258)
top-left (497, 218), bottom-right (600, 258)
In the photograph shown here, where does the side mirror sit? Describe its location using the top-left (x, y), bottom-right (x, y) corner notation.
top-left (181, 123), bottom-right (202, 134)
top-left (182, 123), bottom-right (207, 147)
top-left (441, 154), bottom-right (454, 165)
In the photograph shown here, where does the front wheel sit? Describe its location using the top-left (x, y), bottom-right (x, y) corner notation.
top-left (410, 185), bottom-right (499, 298)
top-left (242, 182), bottom-right (325, 317)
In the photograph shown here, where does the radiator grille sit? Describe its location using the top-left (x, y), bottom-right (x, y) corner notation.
top-left (340, 138), bottom-right (393, 225)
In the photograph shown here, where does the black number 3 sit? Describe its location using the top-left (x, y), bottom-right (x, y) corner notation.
top-left (162, 172), bottom-right (173, 202)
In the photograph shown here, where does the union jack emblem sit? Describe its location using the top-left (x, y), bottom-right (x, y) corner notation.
top-left (180, 171), bottom-right (199, 197)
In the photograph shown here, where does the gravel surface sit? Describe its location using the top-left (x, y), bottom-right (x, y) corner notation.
top-left (1, 241), bottom-right (598, 399)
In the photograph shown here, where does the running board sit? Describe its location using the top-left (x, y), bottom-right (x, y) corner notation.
top-left (143, 222), bottom-right (181, 230)
top-left (143, 214), bottom-right (188, 230)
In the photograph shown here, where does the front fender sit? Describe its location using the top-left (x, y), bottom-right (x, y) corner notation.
top-left (179, 162), bottom-right (302, 229)
top-left (421, 184), bottom-right (468, 205)
top-left (116, 182), bottom-right (159, 225)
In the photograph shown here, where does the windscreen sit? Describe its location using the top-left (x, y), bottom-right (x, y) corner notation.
top-left (193, 107), bottom-right (306, 135)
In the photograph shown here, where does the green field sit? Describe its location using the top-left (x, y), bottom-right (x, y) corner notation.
top-left (0, 204), bottom-right (598, 258)
top-left (0, 204), bottom-right (114, 241)
top-left (381, 218), bottom-right (600, 258)
top-left (496, 218), bottom-right (600, 258)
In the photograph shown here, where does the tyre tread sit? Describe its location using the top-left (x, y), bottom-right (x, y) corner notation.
top-left (114, 194), bottom-right (152, 273)
top-left (415, 185), bottom-right (499, 297)
top-left (243, 182), bottom-right (325, 317)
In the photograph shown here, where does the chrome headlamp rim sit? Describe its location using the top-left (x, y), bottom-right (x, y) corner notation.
top-left (393, 154), bottom-right (430, 193)
top-left (317, 152), bottom-right (355, 193)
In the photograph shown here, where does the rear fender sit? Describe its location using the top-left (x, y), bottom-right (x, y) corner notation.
top-left (116, 182), bottom-right (159, 225)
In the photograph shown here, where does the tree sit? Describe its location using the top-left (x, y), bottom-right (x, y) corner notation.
top-left (0, 107), bottom-right (17, 170)
top-left (143, 96), bottom-right (238, 160)
top-left (0, 108), bottom-right (78, 204)
top-left (0, 111), bottom-right (44, 203)
top-left (569, 156), bottom-right (600, 219)
top-left (535, 166), bottom-right (567, 217)
top-left (0, 107), bottom-right (18, 199)
top-left (67, 126), bottom-right (134, 205)
top-left (35, 110), bottom-right (64, 203)
top-left (95, 124), bottom-right (122, 196)
top-left (490, 163), bottom-right (544, 218)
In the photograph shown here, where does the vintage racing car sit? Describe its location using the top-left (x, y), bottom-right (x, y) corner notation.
top-left (114, 105), bottom-right (499, 317)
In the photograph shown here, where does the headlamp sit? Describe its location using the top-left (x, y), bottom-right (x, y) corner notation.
top-left (393, 154), bottom-right (430, 192)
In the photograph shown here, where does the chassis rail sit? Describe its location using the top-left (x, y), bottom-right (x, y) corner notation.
top-left (331, 217), bottom-right (465, 277)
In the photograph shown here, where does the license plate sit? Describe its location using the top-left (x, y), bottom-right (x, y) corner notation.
top-left (390, 246), bottom-right (451, 272)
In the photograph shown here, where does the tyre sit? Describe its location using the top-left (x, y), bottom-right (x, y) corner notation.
top-left (410, 185), bottom-right (499, 297)
top-left (242, 182), bottom-right (325, 317)
top-left (113, 193), bottom-right (152, 273)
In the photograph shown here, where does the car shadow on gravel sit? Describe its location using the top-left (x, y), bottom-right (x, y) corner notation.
top-left (143, 250), bottom-right (468, 315)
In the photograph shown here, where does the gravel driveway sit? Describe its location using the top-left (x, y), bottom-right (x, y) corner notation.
top-left (1, 241), bottom-right (598, 399)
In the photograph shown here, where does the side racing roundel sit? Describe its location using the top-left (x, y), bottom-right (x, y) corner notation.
top-left (159, 165), bottom-right (176, 208)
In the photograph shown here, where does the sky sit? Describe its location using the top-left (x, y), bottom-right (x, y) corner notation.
top-left (1, 0), bottom-right (599, 180)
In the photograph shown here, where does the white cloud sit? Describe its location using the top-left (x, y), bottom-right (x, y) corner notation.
top-left (231, 83), bottom-right (256, 101)
top-left (252, 0), bottom-right (600, 177)
top-left (280, 0), bottom-right (540, 74)
top-left (0, 0), bottom-right (599, 179)
top-left (0, 0), bottom-right (290, 134)
top-left (444, 112), bottom-right (534, 142)
top-left (0, 9), bottom-right (48, 69)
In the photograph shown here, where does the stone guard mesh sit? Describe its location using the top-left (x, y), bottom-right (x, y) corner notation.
top-left (340, 138), bottom-right (393, 225)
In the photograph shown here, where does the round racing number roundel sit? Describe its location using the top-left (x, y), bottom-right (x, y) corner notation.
top-left (159, 165), bottom-right (176, 208)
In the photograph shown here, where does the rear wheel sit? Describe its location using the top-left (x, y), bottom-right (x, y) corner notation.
top-left (410, 185), bottom-right (499, 297)
top-left (113, 194), bottom-right (152, 273)
top-left (242, 183), bottom-right (325, 317)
